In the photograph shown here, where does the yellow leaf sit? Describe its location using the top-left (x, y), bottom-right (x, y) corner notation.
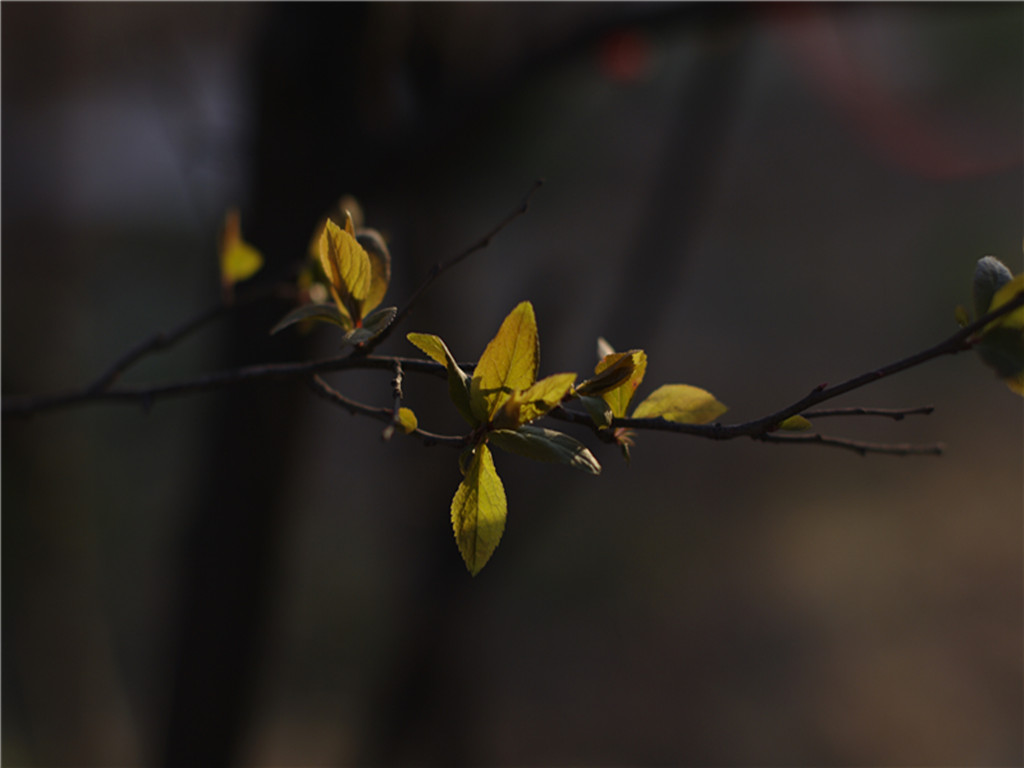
top-left (219, 208), bottom-right (263, 286)
top-left (451, 444), bottom-right (507, 576)
top-left (495, 372), bottom-right (576, 428)
top-left (599, 350), bottom-right (647, 418)
top-left (357, 229), bottom-right (391, 315)
top-left (407, 332), bottom-right (475, 425)
top-left (318, 218), bottom-right (372, 324)
top-left (985, 273), bottom-right (1024, 331)
top-left (397, 407), bottom-right (418, 434)
top-left (631, 384), bottom-right (727, 424)
top-left (778, 414), bottom-right (812, 431)
top-left (470, 302), bottom-right (539, 423)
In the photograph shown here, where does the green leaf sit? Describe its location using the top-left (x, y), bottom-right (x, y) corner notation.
top-left (490, 426), bottom-right (601, 475)
top-left (632, 384), bottom-right (727, 424)
top-left (778, 414), bottom-right (812, 431)
top-left (470, 301), bottom-right (539, 423)
top-left (600, 350), bottom-right (647, 418)
top-left (407, 332), bottom-right (475, 425)
top-left (450, 444), bottom-right (507, 576)
top-left (495, 372), bottom-right (576, 428)
top-left (579, 394), bottom-right (613, 429)
top-left (271, 302), bottom-right (351, 335)
top-left (318, 217), bottom-right (372, 324)
top-left (219, 209), bottom-right (263, 286)
top-left (349, 305), bottom-right (397, 342)
top-left (973, 256), bottom-right (1013, 320)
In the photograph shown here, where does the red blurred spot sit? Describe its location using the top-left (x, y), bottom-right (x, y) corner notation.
top-left (598, 28), bottom-right (652, 84)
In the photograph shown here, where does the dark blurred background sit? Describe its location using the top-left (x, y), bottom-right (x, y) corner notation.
top-left (3, 3), bottom-right (1022, 766)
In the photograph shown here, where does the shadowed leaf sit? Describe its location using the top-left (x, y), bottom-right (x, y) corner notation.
top-left (271, 303), bottom-right (350, 334)
top-left (490, 426), bottom-right (601, 475)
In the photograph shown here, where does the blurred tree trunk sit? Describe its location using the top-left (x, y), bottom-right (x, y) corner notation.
top-left (159, 6), bottom-right (371, 765)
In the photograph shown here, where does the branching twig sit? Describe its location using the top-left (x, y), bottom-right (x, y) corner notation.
top-left (306, 374), bottom-right (467, 448)
top-left (86, 281), bottom-right (297, 394)
top-left (362, 179), bottom-right (545, 352)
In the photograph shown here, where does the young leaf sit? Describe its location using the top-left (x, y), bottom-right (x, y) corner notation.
top-left (349, 305), bottom-right (397, 342)
top-left (632, 384), bottom-right (727, 424)
top-left (271, 302), bottom-right (350, 335)
top-left (600, 350), bottom-right (647, 418)
top-left (495, 372), bottom-right (577, 428)
top-left (575, 352), bottom-right (636, 396)
top-left (219, 208), bottom-right (263, 287)
top-left (984, 273), bottom-right (1024, 332)
top-left (407, 332), bottom-right (475, 425)
top-left (975, 271), bottom-right (1024, 396)
top-left (397, 407), bottom-right (418, 434)
top-left (597, 336), bottom-right (616, 359)
top-left (579, 394), bottom-right (614, 429)
top-left (490, 426), bottom-right (601, 475)
top-left (450, 444), bottom-right (507, 576)
top-left (470, 301), bottom-right (539, 423)
top-left (357, 229), bottom-right (392, 315)
top-left (972, 256), bottom-right (1013, 320)
top-left (778, 414), bottom-right (812, 431)
top-left (319, 217), bottom-right (372, 324)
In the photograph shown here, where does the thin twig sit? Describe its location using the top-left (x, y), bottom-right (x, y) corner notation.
top-left (362, 179), bottom-right (545, 352)
top-left (801, 406), bottom-right (935, 420)
top-left (307, 374), bottom-right (467, 448)
top-left (755, 432), bottom-right (944, 457)
top-left (87, 281), bottom-right (297, 393)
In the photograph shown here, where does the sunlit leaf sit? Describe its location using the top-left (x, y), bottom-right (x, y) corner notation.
top-left (778, 414), bottom-right (812, 431)
top-left (954, 305), bottom-right (970, 328)
top-left (450, 444), bottom-right (507, 576)
top-left (496, 372), bottom-right (576, 428)
top-left (632, 383), bottom-right (727, 424)
top-left (470, 301), bottom-right (539, 423)
top-left (600, 350), bottom-right (647, 418)
top-left (219, 208), bottom-right (263, 287)
top-left (397, 407), bottom-right (418, 434)
top-left (407, 332), bottom-right (475, 425)
top-left (357, 229), bottom-right (391, 315)
top-left (318, 218), bottom-right (372, 324)
top-left (972, 256), bottom-right (1013, 320)
top-left (270, 302), bottom-right (350, 335)
top-left (490, 426), bottom-right (601, 475)
top-left (984, 273), bottom-right (1024, 331)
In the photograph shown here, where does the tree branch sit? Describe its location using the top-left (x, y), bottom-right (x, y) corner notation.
top-left (306, 374), bottom-right (467, 448)
top-left (361, 178), bottom-right (545, 352)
